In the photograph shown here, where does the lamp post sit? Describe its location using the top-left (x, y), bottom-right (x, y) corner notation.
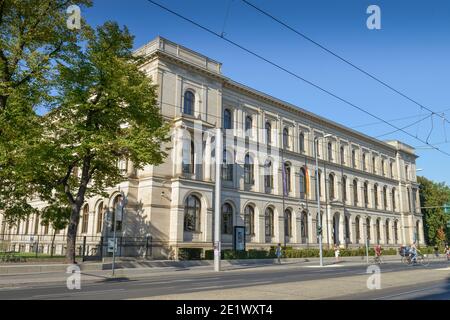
top-left (314, 134), bottom-right (331, 267)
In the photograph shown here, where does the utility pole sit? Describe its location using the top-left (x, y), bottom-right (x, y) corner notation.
top-left (281, 147), bottom-right (286, 248)
top-left (214, 128), bottom-right (222, 272)
top-left (314, 137), bottom-right (324, 267)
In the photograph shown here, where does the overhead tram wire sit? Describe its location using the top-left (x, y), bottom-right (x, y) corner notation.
top-left (240, 0), bottom-right (450, 126)
top-left (146, 0), bottom-right (450, 158)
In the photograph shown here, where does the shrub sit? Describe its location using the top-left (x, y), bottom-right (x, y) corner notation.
top-left (178, 248), bottom-right (202, 260)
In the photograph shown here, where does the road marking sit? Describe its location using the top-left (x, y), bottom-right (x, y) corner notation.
top-left (374, 284), bottom-right (446, 300)
top-left (304, 264), bottom-right (345, 268)
top-left (31, 288), bottom-right (125, 299)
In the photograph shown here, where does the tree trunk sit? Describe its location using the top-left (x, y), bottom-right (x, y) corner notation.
top-left (66, 203), bottom-right (81, 264)
top-left (51, 229), bottom-right (56, 257)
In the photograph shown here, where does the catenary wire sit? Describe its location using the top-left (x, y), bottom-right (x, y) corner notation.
top-left (146, 0), bottom-right (450, 157)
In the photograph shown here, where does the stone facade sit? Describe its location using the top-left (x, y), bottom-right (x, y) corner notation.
top-left (0, 37), bottom-right (425, 258)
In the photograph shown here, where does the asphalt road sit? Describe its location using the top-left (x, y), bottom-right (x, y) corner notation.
top-left (0, 260), bottom-right (448, 300)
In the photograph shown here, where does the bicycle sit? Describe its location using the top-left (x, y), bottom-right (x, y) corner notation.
top-left (402, 252), bottom-right (429, 267)
top-left (373, 255), bottom-right (383, 265)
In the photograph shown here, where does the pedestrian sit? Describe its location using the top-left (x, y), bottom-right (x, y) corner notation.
top-left (334, 244), bottom-right (340, 263)
top-left (434, 244), bottom-right (439, 258)
top-left (276, 243), bottom-right (282, 264)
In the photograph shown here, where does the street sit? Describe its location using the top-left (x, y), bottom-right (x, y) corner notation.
top-left (0, 259), bottom-right (448, 300)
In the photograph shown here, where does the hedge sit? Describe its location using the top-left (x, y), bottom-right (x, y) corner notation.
top-left (178, 248), bottom-right (202, 260)
top-left (190, 247), bottom-right (399, 260)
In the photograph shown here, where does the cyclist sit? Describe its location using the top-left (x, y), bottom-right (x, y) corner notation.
top-left (409, 242), bottom-right (418, 263)
top-left (375, 244), bottom-right (382, 256)
top-left (374, 244), bottom-right (382, 263)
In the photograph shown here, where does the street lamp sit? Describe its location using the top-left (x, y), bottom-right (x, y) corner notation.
top-left (314, 134), bottom-right (331, 267)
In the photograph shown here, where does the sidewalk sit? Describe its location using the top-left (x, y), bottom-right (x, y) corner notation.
top-left (0, 254), bottom-right (403, 275)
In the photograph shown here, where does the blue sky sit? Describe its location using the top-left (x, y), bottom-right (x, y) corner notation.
top-left (81, 0), bottom-right (450, 183)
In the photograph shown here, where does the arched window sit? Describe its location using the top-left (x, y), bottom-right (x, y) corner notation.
top-left (265, 122), bottom-right (272, 145)
top-left (301, 211), bottom-right (308, 238)
top-left (16, 220), bottom-right (21, 235)
top-left (244, 154), bottom-right (254, 185)
top-left (223, 109), bottom-right (232, 129)
top-left (285, 209), bottom-right (292, 238)
top-left (392, 188), bottom-right (396, 211)
top-left (182, 139), bottom-right (195, 174)
top-left (184, 195), bottom-right (201, 232)
top-left (355, 216), bottom-right (361, 242)
top-left (222, 149), bottom-right (233, 181)
top-left (299, 167), bottom-right (307, 199)
top-left (383, 186), bottom-right (388, 209)
top-left (366, 217), bottom-right (371, 240)
top-left (385, 219), bottom-right (390, 242)
top-left (372, 156), bottom-right (376, 174)
top-left (340, 146), bottom-right (345, 164)
top-left (407, 187), bottom-right (412, 212)
top-left (374, 184), bottom-right (379, 208)
top-left (394, 220), bottom-right (399, 243)
top-left (342, 176), bottom-right (347, 202)
top-left (328, 173), bottom-right (335, 200)
top-left (345, 216), bottom-right (350, 240)
top-left (222, 203), bottom-right (233, 234)
top-left (352, 149), bottom-right (356, 168)
top-left (245, 115), bottom-right (252, 134)
top-left (265, 207), bottom-right (274, 237)
top-left (244, 205), bottom-right (255, 235)
top-left (318, 170), bottom-right (322, 198)
top-left (283, 127), bottom-right (289, 149)
top-left (96, 202), bottom-right (104, 233)
top-left (364, 182), bottom-right (369, 207)
top-left (183, 91), bottom-right (195, 115)
top-left (390, 162), bottom-right (394, 178)
top-left (416, 220), bottom-right (420, 243)
top-left (353, 179), bottom-right (358, 206)
top-left (81, 204), bottom-right (89, 234)
top-left (328, 142), bottom-right (333, 161)
top-left (264, 160), bottom-right (273, 189)
top-left (111, 195), bottom-right (123, 232)
top-left (283, 162), bottom-right (291, 194)
top-left (34, 214), bottom-right (40, 235)
top-left (299, 132), bottom-right (305, 153)
top-left (376, 219), bottom-right (381, 244)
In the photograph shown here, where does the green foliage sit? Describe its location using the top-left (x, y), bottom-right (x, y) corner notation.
top-left (40, 202), bottom-right (71, 232)
top-left (178, 248), bottom-right (202, 260)
top-left (418, 176), bottom-right (450, 245)
top-left (0, 0), bottom-right (92, 224)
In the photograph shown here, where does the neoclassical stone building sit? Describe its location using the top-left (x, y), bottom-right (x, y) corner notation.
top-left (0, 37), bottom-right (424, 258)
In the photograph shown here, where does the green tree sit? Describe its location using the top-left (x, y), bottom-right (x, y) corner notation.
top-left (29, 22), bottom-right (169, 263)
top-left (40, 202), bottom-right (71, 255)
top-left (418, 176), bottom-right (450, 246)
top-left (0, 0), bottom-right (92, 223)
